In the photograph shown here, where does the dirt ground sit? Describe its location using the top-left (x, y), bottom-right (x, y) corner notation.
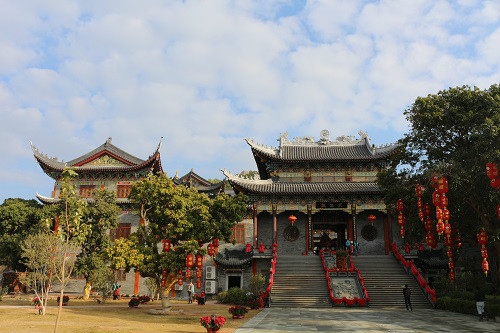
top-left (0, 297), bottom-right (260, 333)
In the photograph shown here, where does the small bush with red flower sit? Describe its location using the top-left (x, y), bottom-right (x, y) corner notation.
top-left (200, 315), bottom-right (226, 331)
top-left (57, 295), bottom-right (69, 305)
top-left (194, 292), bottom-right (206, 305)
top-left (128, 297), bottom-right (140, 307)
top-left (228, 305), bottom-right (248, 316)
top-left (138, 295), bottom-right (151, 304)
top-left (32, 297), bottom-right (42, 307)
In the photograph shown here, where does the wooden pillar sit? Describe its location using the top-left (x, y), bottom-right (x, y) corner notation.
top-left (252, 260), bottom-right (257, 276)
top-left (134, 216), bottom-right (144, 295)
top-left (272, 205), bottom-right (277, 244)
top-left (253, 204), bottom-right (258, 246)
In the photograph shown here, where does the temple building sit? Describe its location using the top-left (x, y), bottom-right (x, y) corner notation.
top-left (173, 169), bottom-right (226, 197)
top-left (220, 130), bottom-right (401, 286)
top-left (31, 137), bottom-right (163, 295)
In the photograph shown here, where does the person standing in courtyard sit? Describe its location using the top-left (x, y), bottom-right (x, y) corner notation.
top-left (188, 281), bottom-right (195, 304)
top-left (403, 284), bottom-right (412, 311)
top-left (474, 288), bottom-right (486, 321)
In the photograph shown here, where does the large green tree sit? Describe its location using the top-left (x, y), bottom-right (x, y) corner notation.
top-left (378, 84), bottom-right (500, 284)
top-left (107, 173), bottom-right (247, 310)
top-left (74, 189), bottom-right (120, 286)
top-left (0, 198), bottom-right (45, 270)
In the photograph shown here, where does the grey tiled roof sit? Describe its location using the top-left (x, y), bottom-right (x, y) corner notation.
top-left (214, 248), bottom-right (253, 267)
top-left (222, 170), bottom-right (382, 195)
top-left (67, 139), bottom-right (145, 166)
top-left (245, 138), bottom-right (399, 162)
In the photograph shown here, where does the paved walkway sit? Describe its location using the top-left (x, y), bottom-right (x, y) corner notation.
top-left (235, 307), bottom-right (499, 333)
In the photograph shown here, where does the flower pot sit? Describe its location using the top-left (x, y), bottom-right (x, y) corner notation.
top-left (206, 329), bottom-right (219, 333)
top-left (232, 315), bottom-right (245, 319)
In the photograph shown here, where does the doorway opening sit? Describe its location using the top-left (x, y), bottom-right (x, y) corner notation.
top-left (312, 211), bottom-right (349, 252)
top-left (226, 274), bottom-right (242, 290)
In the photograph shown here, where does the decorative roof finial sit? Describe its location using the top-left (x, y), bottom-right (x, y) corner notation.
top-left (156, 137), bottom-right (163, 153)
top-left (106, 137), bottom-right (112, 144)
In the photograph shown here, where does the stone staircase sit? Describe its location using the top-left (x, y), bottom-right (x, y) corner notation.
top-left (351, 255), bottom-right (432, 308)
top-left (271, 255), bottom-right (330, 308)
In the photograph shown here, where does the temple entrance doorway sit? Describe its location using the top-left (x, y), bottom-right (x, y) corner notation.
top-left (312, 210), bottom-right (349, 252)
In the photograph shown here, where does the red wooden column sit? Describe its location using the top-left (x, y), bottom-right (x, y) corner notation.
top-left (253, 204), bottom-right (258, 246)
top-left (272, 205), bottom-right (277, 244)
top-left (133, 216), bottom-right (144, 295)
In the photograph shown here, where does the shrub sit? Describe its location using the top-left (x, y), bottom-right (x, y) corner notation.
top-left (435, 296), bottom-right (500, 318)
top-left (128, 298), bottom-right (140, 307)
top-left (57, 295), bottom-right (70, 304)
top-left (248, 273), bottom-right (266, 295)
top-left (139, 295), bottom-right (151, 304)
top-left (228, 305), bottom-right (249, 316)
top-left (217, 287), bottom-right (248, 305)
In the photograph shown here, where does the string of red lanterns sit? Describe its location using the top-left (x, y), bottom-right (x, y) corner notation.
top-left (288, 215), bottom-right (297, 226)
top-left (478, 228), bottom-right (489, 276)
top-left (396, 199), bottom-right (405, 238)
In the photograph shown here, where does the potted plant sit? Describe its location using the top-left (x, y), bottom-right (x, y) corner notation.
top-left (32, 297), bottom-right (42, 314)
top-left (200, 314), bottom-right (226, 333)
top-left (195, 292), bottom-right (206, 305)
top-left (138, 295), bottom-right (151, 304)
top-left (335, 250), bottom-right (348, 270)
top-left (228, 305), bottom-right (248, 319)
top-left (57, 295), bottom-right (70, 306)
top-left (128, 297), bottom-right (140, 308)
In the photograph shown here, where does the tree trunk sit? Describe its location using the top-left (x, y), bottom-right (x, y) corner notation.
top-left (160, 287), bottom-right (171, 310)
top-left (54, 288), bottom-right (64, 333)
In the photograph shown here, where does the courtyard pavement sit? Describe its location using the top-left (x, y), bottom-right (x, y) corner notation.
top-left (234, 307), bottom-right (499, 333)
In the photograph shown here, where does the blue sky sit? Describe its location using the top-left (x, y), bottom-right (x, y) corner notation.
top-left (1, 0), bottom-right (499, 202)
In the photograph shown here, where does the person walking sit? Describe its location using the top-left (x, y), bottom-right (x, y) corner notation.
top-left (188, 281), bottom-right (195, 304)
top-left (403, 284), bottom-right (412, 311)
top-left (474, 288), bottom-right (486, 321)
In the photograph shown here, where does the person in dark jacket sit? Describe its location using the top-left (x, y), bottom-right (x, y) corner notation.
top-left (474, 288), bottom-right (486, 321)
top-left (403, 284), bottom-right (412, 311)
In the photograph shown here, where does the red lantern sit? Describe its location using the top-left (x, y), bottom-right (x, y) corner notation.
top-left (207, 243), bottom-right (215, 256)
top-left (417, 199), bottom-right (423, 209)
top-left (482, 259), bottom-right (489, 276)
top-left (163, 240), bottom-right (171, 252)
top-left (245, 243), bottom-right (252, 253)
top-left (447, 248), bottom-right (453, 258)
top-left (196, 269), bottom-right (202, 279)
top-left (397, 214), bottom-right (405, 226)
top-left (480, 246), bottom-right (488, 259)
top-left (444, 223), bottom-right (452, 236)
top-left (259, 243), bottom-right (265, 253)
top-left (497, 203), bottom-right (500, 221)
top-left (436, 221), bottom-right (445, 235)
top-left (396, 199), bottom-right (404, 212)
top-left (445, 233), bottom-right (453, 247)
top-left (418, 243), bottom-right (424, 251)
top-left (437, 177), bottom-right (448, 194)
top-left (288, 215), bottom-right (297, 226)
top-left (195, 254), bottom-right (203, 269)
top-left (436, 207), bottom-right (443, 220)
top-left (186, 254), bottom-right (194, 268)
top-left (440, 195), bottom-right (448, 208)
top-left (185, 269), bottom-right (191, 279)
top-left (196, 279), bottom-right (202, 289)
top-left (424, 204), bottom-right (432, 216)
top-left (368, 214), bottom-right (376, 223)
top-left (486, 163), bottom-right (499, 179)
top-left (443, 209), bottom-right (450, 221)
top-left (477, 229), bottom-right (488, 246)
top-left (448, 260), bottom-right (455, 270)
top-left (400, 227), bottom-right (405, 238)
top-left (418, 210), bottom-right (424, 221)
top-left (449, 270), bottom-right (455, 281)
top-left (425, 218), bottom-right (433, 232)
top-left (177, 277), bottom-right (183, 286)
top-left (431, 176), bottom-right (439, 189)
top-left (177, 269), bottom-right (182, 276)
top-left (454, 234), bottom-right (462, 248)
top-left (405, 243), bottom-right (410, 253)
top-left (432, 191), bottom-right (441, 206)
top-left (212, 238), bottom-right (219, 248)
top-left (491, 178), bottom-right (500, 189)
top-left (426, 232), bottom-right (437, 248)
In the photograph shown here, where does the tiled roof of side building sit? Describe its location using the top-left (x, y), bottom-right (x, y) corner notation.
top-left (245, 130), bottom-right (400, 162)
top-left (222, 170), bottom-right (383, 195)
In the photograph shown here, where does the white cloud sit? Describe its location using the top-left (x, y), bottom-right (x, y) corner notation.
top-left (0, 0), bottom-right (499, 200)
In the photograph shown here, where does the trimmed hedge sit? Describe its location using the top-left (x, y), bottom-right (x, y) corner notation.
top-left (436, 297), bottom-right (500, 318)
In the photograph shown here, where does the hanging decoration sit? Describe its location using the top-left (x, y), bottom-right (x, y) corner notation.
top-left (415, 184), bottom-right (424, 222)
top-left (288, 215), bottom-right (297, 226)
top-left (477, 228), bottom-right (489, 276)
top-left (436, 177), bottom-right (454, 280)
top-left (207, 243), bottom-right (215, 256)
top-left (195, 254), bottom-right (203, 269)
top-left (212, 238), bottom-right (219, 253)
top-left (196, 279), bottom-right (202, 289)
top-left (162, 240), bottom-right (171, 252)
top-left (196, 269), bottom-right (202, 279)
top-left (186, 254), bottom-right (194, 268)
top-left (245, 243), bottom-right (252, 253)
top-left (367, 214), bottom-right (376, 223)
top-left (186, 269), bottom-right (191, 279)
top-left (396, 199), bottom-right (405, 238)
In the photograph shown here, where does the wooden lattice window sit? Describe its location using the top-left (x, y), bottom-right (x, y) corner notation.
top-left (230, 224), bottom-right (246, 244)
top-left (116, 185), bottom-right (132, 198)
top-left (111, 223), bottom-right (131, 241)
top-left (80, 185), bottom-right (95, 198)
top-left (114, 269), bottom-right (127, 281)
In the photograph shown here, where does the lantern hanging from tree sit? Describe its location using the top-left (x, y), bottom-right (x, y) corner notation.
top-left (186, 269), bottom-right (191, 279)
top-left (177, 277), bottom-right (183, 286)
top-left (426, 232), bottom-right (437, 248)
top-left (491, 178), bottom-right (500, 189)
top-left (196, 269), bottom-right (202, 279)
top-left (195, 254), bottom-right (203, 269)
top-left (486, 163), bottom-right (498, 179)
top-left (186, 254), bottom-right (194, 268)
top-left (161, 269), bottom-right (167, 288)
top-left (437, 177), bottom-right (448, 193)
top-left (196, 279), bottom-right (202, 289)
top-left (482, 259), bottom-right (489, 276)
top-left (425, 217), bottom-right (433, 232)
top-left (436, 220), bottom-right (445, 235)
top-left (207, 243), bottom-right (215, 256)
top-left (447, 248), bottom-right (453, 258)
top-left (444, 223), bottom-right (452, 236)
top-left (163, 240), bottom-right (171, 252)
top-left (396, 199), bottom-right (405, 239)
top-left (477, 228), bottom-right (489, 276)
top-left (368, 214), bottom-right (376, 223)
top-left (288, 215), bottom-right (297, 226)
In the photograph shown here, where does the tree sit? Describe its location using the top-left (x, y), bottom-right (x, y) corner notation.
top-left (74, 189), bottom-right (119, 294)
top-left (379, 84), bottom-right (500, 284)
top-left (49, 168), bottom-right (90, 333)
top-left (20, 232), bottom-right (60, 315)
top-left (108, 173), bottom-right (247, 310)
top-left (0, 198), bottom-right (44, 270)
top-left (89, 265), bottom-right (116, 303)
